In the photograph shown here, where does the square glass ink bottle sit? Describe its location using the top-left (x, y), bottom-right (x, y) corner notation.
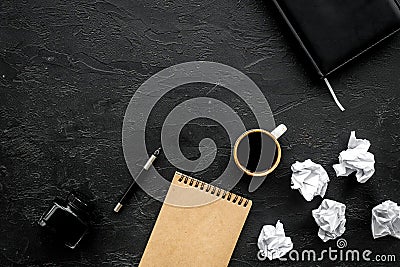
top-left (38, 192), bottom-right (91, 249)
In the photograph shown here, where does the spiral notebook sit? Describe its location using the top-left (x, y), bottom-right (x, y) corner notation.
top-left (139, 172), bottom-right (252, 267)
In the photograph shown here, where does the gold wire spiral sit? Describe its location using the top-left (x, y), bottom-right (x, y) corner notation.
top-left (177, 173), bottom-right (249, 207)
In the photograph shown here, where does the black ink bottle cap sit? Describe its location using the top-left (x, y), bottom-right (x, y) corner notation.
top-left (38, 192), bottom-right (91, 249)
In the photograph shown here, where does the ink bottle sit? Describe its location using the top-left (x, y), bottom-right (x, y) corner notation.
top-left (38, 192), bottom-right (90, 249)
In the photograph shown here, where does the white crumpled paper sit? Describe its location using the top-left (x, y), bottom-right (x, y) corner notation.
top-left (312, 199), bottom-right (346, 242)
top-left (333, 131), bottom-right (375, 183)
top-left (372, 200), bottom-right (400, 239)
top-left (291, 159), bottom-right (330, 201)
top-left (257, 221), bottom-right (293, 260)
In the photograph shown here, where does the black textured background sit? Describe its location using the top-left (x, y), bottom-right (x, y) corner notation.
top-left (1, 0), bottom-right (400, 266)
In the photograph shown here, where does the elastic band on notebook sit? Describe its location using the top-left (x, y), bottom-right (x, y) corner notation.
top-left (324, 78), bottom-right (345, 111)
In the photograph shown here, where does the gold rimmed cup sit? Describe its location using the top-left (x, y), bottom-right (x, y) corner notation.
top-left (233, 125), bottom-right (287, 177)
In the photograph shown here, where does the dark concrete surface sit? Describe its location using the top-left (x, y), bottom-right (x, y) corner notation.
top-left (1, 0), bottom-right (400, 266)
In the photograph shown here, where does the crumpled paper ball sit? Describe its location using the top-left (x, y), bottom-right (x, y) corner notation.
top-left (291, 159), bottom-right (330, 201)
top-left (312, 199), bottom-right (346, 242)
top-left (257, 220), bottom-right (293, 260)
top-left (372, 200), bottom-right (400, 239)
top-left (333, 131), bottom-right (375, 183)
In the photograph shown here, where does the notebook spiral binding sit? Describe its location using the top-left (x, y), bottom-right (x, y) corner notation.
top-left (176, 172), bottom-right (249, 208)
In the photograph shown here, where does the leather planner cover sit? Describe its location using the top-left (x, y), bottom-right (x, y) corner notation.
top-left (272, 0), bottom-right (400, 77)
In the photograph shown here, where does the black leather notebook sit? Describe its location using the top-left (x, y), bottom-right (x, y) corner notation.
top-left (272, 0), bottom-right (400, 77)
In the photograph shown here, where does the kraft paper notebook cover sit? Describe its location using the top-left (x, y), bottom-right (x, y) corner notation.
top-left (139, 172), bottom-right (252, 267)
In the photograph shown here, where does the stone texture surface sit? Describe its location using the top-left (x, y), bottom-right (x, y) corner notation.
top-left (1, 0), bottom-right (400, 266)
